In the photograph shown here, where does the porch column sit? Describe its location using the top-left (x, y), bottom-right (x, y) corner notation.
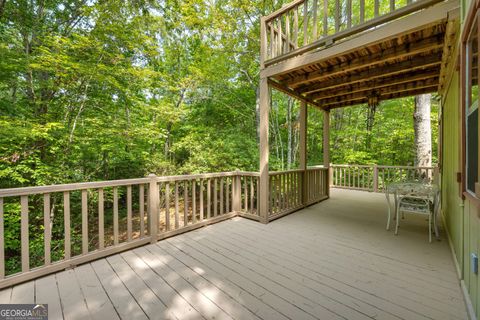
top-left (323, 110), bottom-right (330, 166)
top-left (323, 110), bottom-right (330, 196)
top-left (299, 102), bottom-right (308, 205)
top-left (259, 76), bottom-right (270, 224)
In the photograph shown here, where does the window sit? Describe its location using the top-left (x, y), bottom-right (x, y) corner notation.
top-left (465, 15), bottom-right (479, 194)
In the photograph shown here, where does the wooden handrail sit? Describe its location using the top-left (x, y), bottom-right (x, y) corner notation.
top-left (330, 164), bottom-right (438, 192)
top-left (0, 170), bottom-right (262, 289)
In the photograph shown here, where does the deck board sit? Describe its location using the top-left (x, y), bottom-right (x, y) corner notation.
top-left (35, 274), bottom-right (63, 320)
top-left (0, 189), bottom-right (468, 320)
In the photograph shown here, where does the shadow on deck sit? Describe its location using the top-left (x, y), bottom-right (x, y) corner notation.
top-left (0, 189), bottom-right (467, 320)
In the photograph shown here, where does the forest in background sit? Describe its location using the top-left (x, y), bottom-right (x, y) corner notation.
top-left (0, 0), bottom-right (438, 190)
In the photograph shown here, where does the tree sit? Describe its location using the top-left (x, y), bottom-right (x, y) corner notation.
top-left (413, 94), bottom-right (432, 167)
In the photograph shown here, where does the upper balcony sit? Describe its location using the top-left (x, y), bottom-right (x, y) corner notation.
top-left (260, 0), bottom-right (460, 109)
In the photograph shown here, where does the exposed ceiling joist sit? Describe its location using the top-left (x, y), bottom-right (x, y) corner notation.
top-left (325, 86), bottom-right (439, 109)
top-left (316, 77), bottom-right (439, 106)
top-left (308, 69), bottom-right (440, 101)
top-left (284, 33), bottom-right (445, 87)
top-left (297, 53), bottom-right (442, 95)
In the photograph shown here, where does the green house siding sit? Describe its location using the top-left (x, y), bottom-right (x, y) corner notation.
top-left (442, 71), bottom-right (463, 270)
top-left (442, 59), bottom-right (480, 318)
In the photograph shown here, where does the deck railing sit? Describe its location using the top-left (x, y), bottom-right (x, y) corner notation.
top-left (330, 164), bottom-right (438, 192)
top-left (269, 167), bottom-right (329, 220)
top-left (260, 0), bottom-right (444, 66)
top-left (0, 168), bottom-right (328, 289)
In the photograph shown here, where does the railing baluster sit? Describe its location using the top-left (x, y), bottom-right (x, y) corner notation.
top-left (200, 180), bottom-right (204, 221)
top-left (82, 189), bottom-right (88, 254)
top-left (175, 181), bottom-right (179, 229)
top-left (390, 0), bottom-right (395, 12)
top-left (226, 178), bottom-right (230, 213)
top-left (293, 6), bottom-right (299, 48)
top-left (303, 0), bottom-right (308, 45)
top-left (127, 185), bottom-right (132, 241)
top-left (207, 179), bottom-right (211, 218)
top-left (21, 196), bottom-right (29, 272)
top-left (347, 0), bottom-right (352, 29)
top-left (244, 177), bottom-right (248, 211)
top-left (44, 193), bottom-right (51, 265)
top-left (63, 191), bottom-right (71, 260)
top-left (277, 18), bottom-right (283, 54)
top-left (286, 10), bottom-right (291, 52)
top-left (98, 188), bottom-right (105, 249)
top-left (139, 185), bottom-right (144, 238)
top-left (113, 187), bottom-right (119, 245)
top-left (360, 0), bottom-right (365, 23)
top-left (0, 198), bottom-right (3, 278)
top-left (220, 178), bottom-right (224, 214)
top-left (165, 183), bottom-right (170, 231)
top-left (184, 181), bottom-right (189, 227)
top-left (250, 177), bottom-right (254, 213)
top-left (374, 0), bottom-right (379, 17)
top-left (214, 178), bottom-right (218, 217)
top-left (192, 180), bottom-right (197, 223)
top-left (256, 177), bottom-right (260, 215)
top-left (323, 0), bottom-right (328, 36)
top-left (335, 0), bottom-right (340, 32)
top-left (312, 0), bottom-right (318, 39)
top-left (269, 22), bottom-right (274, 58)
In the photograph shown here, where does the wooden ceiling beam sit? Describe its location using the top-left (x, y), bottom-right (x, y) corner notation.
top-left (267, 79), bottom-right (325, 109)
top-left (308, 69), bottom-right (440, 101)
top-left (283, 33), bottom-right (445, 88)
top-left (315, 77), bottom-right (439, 105)
top-left (296, 53), bottom-right (442, 95)
top-left (324, 86), bottom-right (439, 109)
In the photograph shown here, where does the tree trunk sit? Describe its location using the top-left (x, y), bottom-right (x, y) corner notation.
top-left (413, 94), bottom-right (432, 167)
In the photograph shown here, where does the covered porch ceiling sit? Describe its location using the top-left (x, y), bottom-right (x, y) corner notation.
top-left (265, 0), bottom-right (459, 110)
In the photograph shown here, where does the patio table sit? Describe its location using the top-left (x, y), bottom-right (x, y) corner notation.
top-left (385, 181), bottom-right (440, 239)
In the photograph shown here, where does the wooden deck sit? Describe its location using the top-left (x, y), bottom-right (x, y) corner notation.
top-left (0, 189), bottom-right (467, 320)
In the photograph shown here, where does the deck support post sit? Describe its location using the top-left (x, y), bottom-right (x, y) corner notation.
top-left (148, 174), bottom-right (159, 243)
top-left (323, 110), bottom-right (330, 197)
top-left (259, 76), bottom-right (270, 224)
top-left (299, 101), bottom-right (308, 205)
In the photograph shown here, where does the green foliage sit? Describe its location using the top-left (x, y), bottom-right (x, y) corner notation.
top-left (0, 0), bottom-right (439, 275)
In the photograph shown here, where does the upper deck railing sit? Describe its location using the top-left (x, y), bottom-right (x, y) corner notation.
top-left (260, 0), bottom-right (445, 67)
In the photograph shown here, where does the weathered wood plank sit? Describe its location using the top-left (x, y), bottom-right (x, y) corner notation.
top-left (135, 246), bottom-right (233, 320)
top-left (107, 254), bottom-right (170, 319)
top-left (91, 259), bottom-right (148, 320)
top-left (10, 281), bottom-right (34, 304)
top-left (56, 270), bottom-right (90, 319)
top-left (122, 249), bottom-right (200, 320)
top-left (35, 274), bottom-right (63, 320)
top-left (74, 264), bottom-right (119, 320)
top-left (149, 243), bottom-right (262, 320)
